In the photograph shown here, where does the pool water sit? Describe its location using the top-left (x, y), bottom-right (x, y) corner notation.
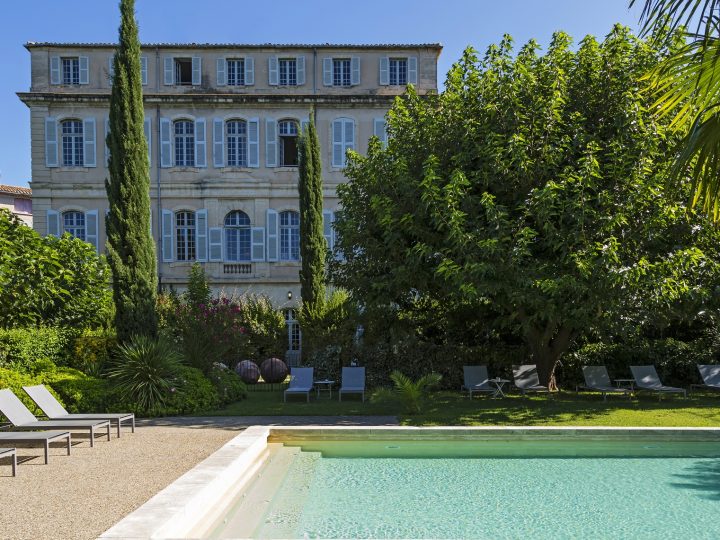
top-left (210, 440), bottom-right (720, 539)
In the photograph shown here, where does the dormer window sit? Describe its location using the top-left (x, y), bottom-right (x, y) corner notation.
top-left (62, 57), bottom-right (80, 85)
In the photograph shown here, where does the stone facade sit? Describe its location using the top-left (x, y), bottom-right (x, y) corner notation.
top-left (18, 42), bottom-right (441, 312)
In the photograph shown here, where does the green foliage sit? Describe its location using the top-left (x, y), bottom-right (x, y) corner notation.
top-left (207, 365), bottom-right (247, 405)
top-left (105, 0), bottom-right (158, 342)
top-left (0, 209), bottom-right (113, 329)
top-left (107, 334), bottom-right (184, 413)
top-left (0, 327), bottom-right (74, 371)
top-left (333, 27), bottom-right (720, 388)
top-left (71, 328), bottom-right (118, 376)
top-left (373, 370), bottom-right (442, 414)
top-left (298, 113), bottom-right (327, 315)
top-left (185, 262), bottom-right (211, 308)
top-left (299, 289), bottom-right (358, 364)
top-left (160, 366), bottom-right (219, 415)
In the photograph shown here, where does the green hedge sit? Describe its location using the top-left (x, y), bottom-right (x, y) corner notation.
top-left (208, 366), bottom-right (247, 405)
top-left (0, 327), bottom-right (76, 371)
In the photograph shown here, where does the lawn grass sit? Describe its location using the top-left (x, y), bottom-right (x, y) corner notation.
top-left (203, 389), bottom-right (720, 427)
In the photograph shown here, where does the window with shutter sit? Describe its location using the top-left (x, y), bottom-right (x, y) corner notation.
top-left (266, 209), bottom-right (279, 261)
top-left (224, 211), bottom-right (251, 262)
top-left (196, 209), bottom-right (208, 261)
top-left (85, 210), bottom-right (99, 253)
top-left (161, 210), bottom-right (174, 261)
top-left (245, 57), bottom-right (255, 85)
top-left (248, 118), bottom-right (259, 168)
top-left (175, 211), bottom-right (196, 261)
top-left (195, 119), bottom-right (207, 168)
top-left (47, 209), bottom-right (60, 237)
top-left (160, 118), bottom-right (172, 167)
top-left (174, 120), bottom-right (195, 166)
top-left (332, 118), bottom-right (354, 168)
top-left (78, 56), bottom-right (89, 84)
top-left (61, 120), bottom-right (84, 167)
top-left (83, 118), bottom-right (96, 167)
top-left (50, 56), bottom-right (61, 85)
top-left (141, 56), bottom-right (148, 85)
top-left (265, 118), bottom-right (277, 167)
top-left (279, 211), bottom-right (300, 261)
top-left (45, 118), bottom-right (58, 168)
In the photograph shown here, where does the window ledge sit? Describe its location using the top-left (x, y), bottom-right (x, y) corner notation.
top-left (220, 167), bottom-right (252, 172)
top-left (274, 166), bottom-right (298, 172)
top-left (167, 167), bottom-right (201, 172)
top-left (56, 166), bottom-right (90, 172)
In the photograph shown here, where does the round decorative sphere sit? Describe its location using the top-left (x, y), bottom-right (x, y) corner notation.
top-left (260, 357), bottom-right (288, 384)
top-left (236, 360), bottom-right (260, 384)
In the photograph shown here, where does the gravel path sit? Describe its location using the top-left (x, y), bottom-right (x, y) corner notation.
top-left (0, 424), bottom-right (238, 540)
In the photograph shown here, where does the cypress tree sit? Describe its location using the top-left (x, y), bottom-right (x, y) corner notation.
top-left (298, 113), bottom-right (326, 318)
top-left (105, 0), bottom-right (158, 342)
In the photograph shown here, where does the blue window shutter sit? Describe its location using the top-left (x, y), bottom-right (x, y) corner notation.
top-left (209, 227), bottom-right (223, 262)
top-left (192, 57), bottom-right (202, 85)
top-left (213, 118), bottom-right (224, 168)
top-left (351, 57), bottom-right (360, 85)
top-left (322, 210), bottom-right (334, 251)
top-left (268, 56), bottom-right (278, 85)
top-left (332, 119), bottom-right (343, 168)
top-left (104, 116), bottom-right (110, 166)
top-left (161, 209), bottom-right (174, 262)
top-left (379, 57), bottom-right (389, 85)
top-left (374, 118), bottom-right (387, 146)
top-left (164, 57), bottom-right (174, 85)
top-left (196, 209), bottom-right (208, 262)
top-left (216, 58), bottom-right (226, 86)
top-left (323, 58), bottom-right (332, 86)
top-left (144, 118), bottom-right (152, 167)
top-left (45, 118), bottom-right (58, 168)
top-left (296, 56), bottom-right (306, 86)
top-left (160, 118), bottom-right (172, 167)
top-left (301, 118), bottom-right (310, 136)
top-left (79, 56), bottom-right (89, 84)
top-left (248, 118), bottom-right (259, 168)
top-left (245, 57), bottom-right (255, 85)
top-left (345, 118), bottom-right (355, 154)
top-left (266, 209), bottom-right (278, 261)
top-left (265, 118), bottom-right (277, 168)
top-left (50, 56), bottom-right (61, 84)
top-left (85, 210), bottom-right (99, 253)
top-left (195, 118), bottom-right (207, 167)
top-left (408, 56), bottom-right (418, 84)
top-left (251, 227), bottom-right (265, 261)
top-left (83, 118), bottom-right (97, 167)
top-left (108, 55), bottom-right (115, 82)
top-left (141, 56), bottom-right (148, 85)
top-left (47, 209), bottom-right (59, 237)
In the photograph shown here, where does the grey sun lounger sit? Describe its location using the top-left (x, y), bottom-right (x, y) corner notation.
top-left (461, 366), bottom-right (495, 398)
top-left (0, 431), bottom-right (71, 464)
top-left (0, 389), bottom-right (110, 447)
top-left (0, 447), bottom-right (17, 476)
top-left (23, 384), bottom-right (135, 438)
top-left (692, 365), bottom-right (720, 392)
top-left (513, 365), bottom-right (550, 394)
top-left (578, 366), bottom-right (632, 401)
top-left (630, 365), bottom-right (687, 400)
top-left (284, 367), bottom-right (314, 402)
top-left (339, 367), bottom-right (366, 402)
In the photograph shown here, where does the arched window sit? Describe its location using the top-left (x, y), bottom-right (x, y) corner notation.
top-left (224, 210), bottom-right (251, 262)
top-left (175, 210), bottom-right (196, 261)
top-left (226, 120), bottom-right (248, 167)
top-left (278, 119), bottom-right (299, 167)
top-left (62, 210), bottom-right (85, 240)
top-left (174, 120), bottom-right (195, 166)
top-left (280, 210), bottom-right (300, 261)
top-left (284, 308), bottom-right (301, 351)
top-left (61, 120), bottom-right (84, 166)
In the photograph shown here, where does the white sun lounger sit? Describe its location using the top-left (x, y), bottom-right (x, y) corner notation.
top-left (0, 389), bottom-right (110, 446)
top-left (692, 365), bottom-right (720, 392)
top-left (284, 367), bottom-right (314, 402)
top-left (630, 366), bottom-right (687, 400)
top-left (513, 365), bottom-right (549, 394)
top-left (578, 366), bottom-right (632, 400)
top-left (0, 447), bottom-right (17, 476)
top-left (0, 431), bottom-right (71, 464)
top-left (461, 366), bottom-right (496, 398)
top-left (339, 367), bottom-right (366, 402)
top-left (23, 384), bottom-right (135, 438)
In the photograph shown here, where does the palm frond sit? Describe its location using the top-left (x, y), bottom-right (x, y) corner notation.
top-left (632, 0), bottom-right (720, 37)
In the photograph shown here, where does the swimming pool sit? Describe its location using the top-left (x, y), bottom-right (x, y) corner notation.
top-left (208, 437), bottom-right (720, 539)
top-left (99, 427), bottom-right (720, 540)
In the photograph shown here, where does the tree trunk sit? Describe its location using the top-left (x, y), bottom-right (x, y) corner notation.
top-left (524, 322), bottom-right (573, 391)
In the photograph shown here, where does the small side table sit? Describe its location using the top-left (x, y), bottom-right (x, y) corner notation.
top-left (488, 378), bottom-right (510, 398)
top-left (614, 379), bottom-right (635, 391)
top-left (314, 379), bottom-right (335, 399)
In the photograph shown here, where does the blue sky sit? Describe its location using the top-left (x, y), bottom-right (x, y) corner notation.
top-left (0, 0), bottom-right (641, 187)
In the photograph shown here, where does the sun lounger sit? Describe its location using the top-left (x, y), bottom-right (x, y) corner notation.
top-left (23, 385), bottom-right (135, 438)
top-left (339, 367), bottom-right (366, 402)
top-left (692, 365), bottom-right (720, 392)
top-left (512, 365), bottom-right (550, 394)
top-left (284, 367), bottom-right (314, 402)
top-left (0, 431), bottom-right (71, 464)
top-left (0, 389), bottom-right (110, 447)
top-left (578, 366), bottom-right (632, 400)
top-left (461, 366), bottom-right (496, 398)
top-left (0, 448), bottom-right (17, 476)
top-left (630, 365), bottom-right (687, 400)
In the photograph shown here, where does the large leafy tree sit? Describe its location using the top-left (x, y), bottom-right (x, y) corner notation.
top-left (105, 0), bottom-right (158, 342)
top-left (631, 1), bottom-right (720, 219)
top-left (333, 26), bottom-right (720, 389)
top-left (298, 114), bottom-right (327, 317)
